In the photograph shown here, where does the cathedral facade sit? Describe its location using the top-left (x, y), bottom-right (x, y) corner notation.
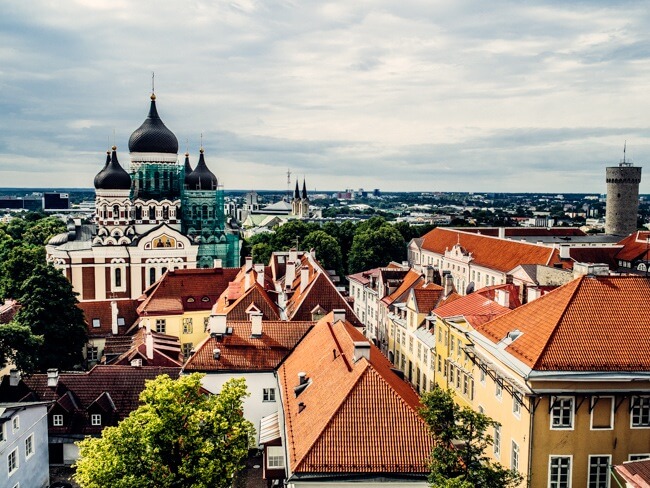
top-left (47, 93), bottom-right (240, 302)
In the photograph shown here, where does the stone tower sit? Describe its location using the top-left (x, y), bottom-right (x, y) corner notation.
top-left (605, 154), bottom-right (642, 236)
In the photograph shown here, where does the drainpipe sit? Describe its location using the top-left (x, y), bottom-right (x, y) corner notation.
top-left (526, 378), bottom-right (535, 488)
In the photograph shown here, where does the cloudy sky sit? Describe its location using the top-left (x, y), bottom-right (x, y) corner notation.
top-left (2, 1), bottom-right (650, 193)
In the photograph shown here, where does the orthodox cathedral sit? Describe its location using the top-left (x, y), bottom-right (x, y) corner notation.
top-left (47, 92), bottom-right (240, 302)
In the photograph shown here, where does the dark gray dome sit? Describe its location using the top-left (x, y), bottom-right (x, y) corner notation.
top-left (183, 152), bottom-right (194, 185)
top-left (185, 149), bottom-right (218, 190)
top-left (128, 94), bottom-right (178, 154)
top-left (94, 147), bottom-right (132, 190)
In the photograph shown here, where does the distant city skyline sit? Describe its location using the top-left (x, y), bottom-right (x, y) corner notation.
top-left (1, 1), bottom-right (650, 193)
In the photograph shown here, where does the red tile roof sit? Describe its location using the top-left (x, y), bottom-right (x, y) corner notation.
top-left (137, 267), bottom-right (240, 315)
top-left (0, 365), bottom-right (180, 436)
top-left (411, 283), bottom-right (444, 314)
top-left (183, 321), bottom-right (314, 372)
top-left (615, 231), bottom-right (650, 262)
top-left (461, 227), bottom-right (587, 237)
top-left (77, 299), bottom-right (140, 338)
top-left (110, 328), bottom-right (183, 367)
top-left (569, 246), bottom-right (621, 268)
top-left (474, 275), bottom-right (650, 371)
top-left (214, 282), bottom-right (280, 320)
top-left (381, 269), bottom-right (422, 306)
top-left (433, 285), bottom-right (515, 329)
top-left (278, 313), bottom-right (433, 475)
top-left (420, 228), bottom-right (568, 273)
top-left (614, 458), bottom-right (650, 487)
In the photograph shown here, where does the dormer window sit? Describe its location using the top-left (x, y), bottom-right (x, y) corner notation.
top-left (92, 319), bottom-right (101, 328)
top-left (53, 414), bottom-right (63, 426)
top-left (91, 414), bottom-right (102, 426)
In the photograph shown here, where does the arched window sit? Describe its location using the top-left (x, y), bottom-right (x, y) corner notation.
top-left (161, 267), bottom-right (168, 275)
top-left (149, 268), bottom-right (156, 286)
top-left (115, 268), bottom-right (122, 287)
top-left (163, 206), bottom-right (169, 220)
top-left (113, 205), bottom-right (120, 219)
top-left (135, 206), bottom-right (142, 220)
top-left (192, 205), bottom-right (198, 219)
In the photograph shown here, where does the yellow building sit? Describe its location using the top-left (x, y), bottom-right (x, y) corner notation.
top-left (467, 275), bottom-right (650, 488)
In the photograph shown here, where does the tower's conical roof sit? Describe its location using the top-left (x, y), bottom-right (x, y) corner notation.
top-left (302, 179), bottom-right (308, 200)
top-left (185, 148), bottom-right (218, 190)
top-left (183, 152), bottom-right (193, 184)
top-left (94, 146), bottom-right (132, 190)
top-left (128, 93), bottom-right (179, 153)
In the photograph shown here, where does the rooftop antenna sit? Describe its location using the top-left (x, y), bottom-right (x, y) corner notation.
top-left (286, 168), bottom-right (292, 200)
top-left (186, 138), bottom-right (189, 154)
top-left (112, 129), bottom-right (116, 148)
top-left (200, 132), bottom-right (203, 149)
top-left (152, 71), bottom-right (155, 94)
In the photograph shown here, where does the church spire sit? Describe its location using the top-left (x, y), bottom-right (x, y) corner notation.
top-left (294, 180), bottom-right (300, 200)
top-left (301, 178), bottom-right (308, 200)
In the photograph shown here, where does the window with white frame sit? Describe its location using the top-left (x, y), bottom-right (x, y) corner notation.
top-left (91, 413), bottom-right (102, 426)
top-left (423, 348), bottom-right (428, 365)
top-left (92, 318), bottom-right (101, 328)
top-left (53, 414), bottom-right (63, 426)
top-left (629, 454), bottom-right (650, 461)
top-left (513, 393), bottom-right (522, 417)
top-left (267, 446), bottom-right (284, 468)
top-left (182, 343), bottom-right (193, 358)
top-left (25, 434), bottom-right (34, 459)
top-left (8, 447), bottom-right (18, 475)
top-left (549, 456), bottom-right (572, 488)
top-left (182, 317), bottom-right (193, 334)
top-left (87, 346), bottom-right (99, 362)
top-left (631, 396), bottom-right (650, 427)
top-left (495, 380), bottom-right (502, 400)
top-left (588, 455), bottom-right (610, 488)
top-left (12, 415), bottom-right (19, 432)
top-left (551, 396), bottom-right (574, 429)
top-left (511, 440), bottom-right (519, 472)
top-left (493, 425), bottom-right (501, 458)
top-left (155, 319), bottom-right (166, 334)
top-left (480, 367), bottom-right (486, 385)
top-left (263, 388), bottom-right (276, 402)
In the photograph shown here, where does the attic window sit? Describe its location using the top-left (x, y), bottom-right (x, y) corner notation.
top-left (187, 297), bottom-right (195, 303)
top-left (92, 319), bottom-right (101, 328)
top-left (201, 296), bottom-right (210, 303)
top-left (117, 317), bottom-right (125, 326)
top-left (53, 415), bottom-right (63, 426)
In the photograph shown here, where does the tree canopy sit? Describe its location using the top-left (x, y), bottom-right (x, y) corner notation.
top-left (421, 387), bottom-right (523, 488)
top-left (74, 374), bottom-right (255, 488)
top-left (348, 218), bottom-right (406, 273)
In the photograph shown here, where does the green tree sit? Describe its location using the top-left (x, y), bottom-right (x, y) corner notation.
top-left (271, 220), bottom-right (318, 250)
top-left (302, 230), bottom-right (344, 276)
top-left (22, 216), bottom-right (66, 246)
top-left (251, 242), bottom-right (273, 265)
top-left (322, 220), bottom-right (356, 273)
top-left (421, 387), bottom-right (522, 488)
top-left (13, 263), bottom-right (87, 371)
top-left (74, 374), bottom-right (255, 488)
top-left (0, 323), bottom-right (44, 374)
top-left (348, 223), bottom-right (405, 273)
top-left (0, 244), bottom-right (46, 299)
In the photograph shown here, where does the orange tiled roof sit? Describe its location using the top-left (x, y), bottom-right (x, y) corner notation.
top-left (381, 269), bottom-right (422, 306)
top-left (137, 268), bottom-right (240, 315)
top-left (78, 299), bottom-right (140, 338)
top-left (615, 231), bottom-right (650, 262)
top-left (474, 275), bottom-right (650, 371)
top-left (420, 228), bottom-right (567, 272)
top-left (214, 282), bottom-right (280, 320)
top-left (183, 321), bottom-right (313, 372)
top-left (278, 313), bottom-right (432, 474)
top-left (411, 283), bottom-right (444, 314)
top-left (110, 328), bottom-right (183, 367)
top-left (433, 287), bottom-right (513, 329)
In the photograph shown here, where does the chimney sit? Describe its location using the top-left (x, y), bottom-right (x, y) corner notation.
top-left (213, 258), bottom-right (223, 268)
top-left (527, 287), bottom-right (542, 302)
top-left (145, 330), bottom-right (154, 360)
top-left (353, 341), bottom-right (371, 362)
top-left (47, 369), bottom-right (59, 388)
top-left (298, 372), bottom-right (307, 385)
top-left (443, 273), bottom-right (454, 297)
top-left (244, 272), bottom-right (252, 291)
top-left (245, 256), bottom-right (253, 272)
top-left (559, 244), bottom-right (571, 259)
top-left (285, 261), bottom-right (296, 289)
top-left (213, 348), bottom-right (221, 360)
top-left (209, 313), bottom-right (227, 335)
top-left (145, 317), bottom-right (151, 334)
top-left (251, 311), bottom-right (263, 337)
top-left (332, 309), bottom-right (346, 323)
top-left (498, 227), bottom-right (506, 239)
top-left (111, 300), bottom-right (119, 335)
top-left (425, 266), bottom-right (434, 284)
top-left (254, 264), bottom-right (265, 287)
top-left (495, 288), bottom-right (510, 307)
top-left (9, 368), bottom-right (21, 386)
top-left (289, 248), bottom-right (298, 263)
top-left (300, 267), bottom-right (310, 293)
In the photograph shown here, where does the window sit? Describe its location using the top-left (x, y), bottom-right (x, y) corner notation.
top-left (87, 346), bottom-right (99, 362)
top-left (449, 366), bottom-right (454, 384)
top-left (493, 425), bottom-right (501, 458)
top-left (8, 448), bottom-right (18, 475)
top-left (267, 446), bottom-right (284, 468)
top-left (182, 317), bottom-right (193, 334)
top-left (417, 342), bottom-right (422, 360)
top-left (25, 434), bottom-right (34, 459)
top-left (495, 380), bottom-right (502, 400)
top-left (463, 375), bottom-right (468, 396)
top-left (423, 348), bottom-right (428, 365)
top-left (590, 397), bottom-right (613, 430)
top-left (115, 267), bottom-right (122, 288)
top-left (513, 393), bottom-right (522, 417)
top-left (155, 319), bottom-right (166, 334)
top-left (629, 454), bottom-right (650, 461)
top-left (409, 336), bottom-right (413, 352)
top-left (480, 366), bottom-right (486, 385)
top-left (551, 397), bottom-right (574, 429)
top-left (549, 456), bottom-right (572, 488)
top-left (450, 337), bottom-right (455, 354)
top-left (588, 455), bottom-right (610, 488)
top-left (437, 355), bottom-right (442, 372)
top-left (204, 316), bottom-right (210, 332)
top-left (92, 318), bottom-right (101, 328)
top-left (263, 388), bottom-right (276, 402)
top-left (631, 396), bottom-right (650, 427)
top-left (0, 423), bottom-right (4, 443)
top-left (182, 343), bottom-right (193, 358)
top-left (91, 414), bottom-right (102, 426)
top-left (511, 440), bottom-right (519, 472)
top-left (53, 414), bottom-right (63, 426)
top-left (12, 416), bottom-right (19, 432)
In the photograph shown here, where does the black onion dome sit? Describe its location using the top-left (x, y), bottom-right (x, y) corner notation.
top-left (185, 148), bottom-right (218, 190)
top-left (128, 94), bottom-right (179, 153)
top-left (94, 146), bottom-right (132, 190)
top-left (183, 152), bottom-right (193, 184)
